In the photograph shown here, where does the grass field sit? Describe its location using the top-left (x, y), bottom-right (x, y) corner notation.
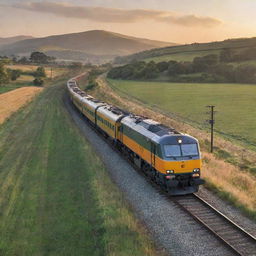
top-left (108, 79), bottom-right (256, 151)
top-left (144, 49), bottom-right (220, 63)
top-left (0, 76), bottom-right (162, 255)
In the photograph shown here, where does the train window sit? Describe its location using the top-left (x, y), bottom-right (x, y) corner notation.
top-left (181, 144), bottom-right (198, 156)
top-left (164, 145), bottom-right (181, 157)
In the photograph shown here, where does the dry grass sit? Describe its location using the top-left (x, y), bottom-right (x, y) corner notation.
top-left (6, 64), bottom-right (66, 78)
top-left (85, 74), bottom-right (256, 214)
top-left (202, 152), bottom-right (256, 211)
top-left (0, 86), bottom-right (43, 124)
top-left (5, 64), bottom-right (39, 72)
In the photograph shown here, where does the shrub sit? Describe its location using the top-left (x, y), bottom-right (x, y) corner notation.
top-left (33, 78), bottom-right (44, 86)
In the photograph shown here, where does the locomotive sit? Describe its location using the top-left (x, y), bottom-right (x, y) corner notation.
top-left (67, 77), bottom-right (204, 195)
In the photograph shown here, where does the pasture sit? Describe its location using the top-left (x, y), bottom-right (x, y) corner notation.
top-left (144, 49), bottom-right (220, 63)
top-left (0, 76), bottom-right (160, 255)
top-left (108, 79), bottom-right (256, 151)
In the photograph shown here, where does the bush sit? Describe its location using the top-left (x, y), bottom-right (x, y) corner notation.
top-left (0, 63), bottom-right (9, 85)
top-left (34, 67), bottom-right (46, 78)
top-left (7, 69), bottom-right (22, 81)
top-left (33, 78), bottom-right (44, 86)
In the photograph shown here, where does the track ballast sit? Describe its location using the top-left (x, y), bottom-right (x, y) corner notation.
top-left (173, 194), bottom-right (256, 256)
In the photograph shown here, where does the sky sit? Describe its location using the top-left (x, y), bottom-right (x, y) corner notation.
top-left (0, 0), bottom-right (255, 43)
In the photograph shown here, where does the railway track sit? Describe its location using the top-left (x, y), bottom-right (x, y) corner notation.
top-left (173, 194), bottom-right (256, 256)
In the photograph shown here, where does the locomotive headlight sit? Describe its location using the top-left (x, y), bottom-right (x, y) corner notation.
top-left (166, 170), bottom-right (174, 174)
top-left (193, 168), bottom-right (200, 172)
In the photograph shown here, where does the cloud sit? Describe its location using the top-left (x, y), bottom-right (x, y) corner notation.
top-left (11, 1), bottom-right (222, 28)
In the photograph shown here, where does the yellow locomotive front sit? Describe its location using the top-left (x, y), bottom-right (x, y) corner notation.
top-left (153, 134), bottom-right (204, 195)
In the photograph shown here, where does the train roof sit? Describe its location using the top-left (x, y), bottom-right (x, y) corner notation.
top-left (121, 115), bottom-right (198, 144)
top-left (97, 105), bottom-right (128, 122)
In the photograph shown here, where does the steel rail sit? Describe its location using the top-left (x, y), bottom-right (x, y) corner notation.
top-left (173, 194), bottom-right (256, 256)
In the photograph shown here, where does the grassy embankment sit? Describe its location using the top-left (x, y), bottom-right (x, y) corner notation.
top-left (0, 64), bottom-right (66, 94)
top-left (0, 75), bottom-right (164, 255)
top-left (85, 75), bottom-right (256, 220)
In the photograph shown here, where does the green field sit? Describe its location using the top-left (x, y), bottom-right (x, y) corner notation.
top-left (0, 76), bottom-right (160, 255)
top-left (144, 49), bottom-right (220, 63)
top-left (108, 79), bottom-right (256, 150)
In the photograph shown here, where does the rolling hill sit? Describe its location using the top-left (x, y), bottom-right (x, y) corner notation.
top-left (0, 30), bottom-right (175, 63)
top-left (0, 36), bottom-right (34, 47)
top-left (115, 37), bottom-right (256, 64)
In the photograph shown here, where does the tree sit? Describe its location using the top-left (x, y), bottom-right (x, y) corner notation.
top-left (220, 48), bottom-right (235, 62)
top-left (168, 61), bottom-right (184, 76)
top-left (7, 69), bottom-right (22, 81)
top-left (69, 62), bottom-right (83, 70)
top-left (0, 62), bottom-right (9, 85)
top-left (34, 66), bottom-right (46, 78)
top-left (18, 57), bottom-right (29, 64)
top-left (156, 61), bottom-right (169, 72)
top-left (30, 52), bottom-right (48, 64)
top-left (33, 78), bottom-right (44, 86)
top-left (141, 61), bottom-right (159, 79)
top-left (193, 54), bottom-right (218, 72)
top-left (234, 65), bottom-right (256, 83)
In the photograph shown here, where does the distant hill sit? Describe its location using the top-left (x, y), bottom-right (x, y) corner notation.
top-left (0, 30), bottom-right (176, 63)
top-left (115, 37), bottom-right (256, 64)
top-left (0, 36), bottom-right (34, 47)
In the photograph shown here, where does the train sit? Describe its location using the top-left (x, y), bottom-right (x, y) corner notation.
top-left (67, 76), bottom-right (204, 195)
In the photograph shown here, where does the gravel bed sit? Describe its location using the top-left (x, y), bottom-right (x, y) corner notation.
top-left (65, 96), bottom-right (239, 256)
top-left (198, 187), bottom-right (256, 237)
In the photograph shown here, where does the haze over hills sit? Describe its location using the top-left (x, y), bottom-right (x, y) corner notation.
top-left (0, 30), bottom-right (175, 63)
top-left (0, 36), bottom-right (34, 47)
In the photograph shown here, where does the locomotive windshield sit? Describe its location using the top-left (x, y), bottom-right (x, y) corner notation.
top-left (164, 144), bottom-right (198, 157)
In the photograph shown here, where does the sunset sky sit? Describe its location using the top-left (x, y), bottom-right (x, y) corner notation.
top-left (0, 0), bottom-right (255, 43)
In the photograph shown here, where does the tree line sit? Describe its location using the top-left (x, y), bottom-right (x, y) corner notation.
top-left (0, 62), bottom-right (46, 86)
top-left (108, 49), bottom-right (256, 84)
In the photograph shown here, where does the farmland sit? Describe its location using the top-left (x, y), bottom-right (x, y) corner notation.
top-left (0, 76), bottom-right (161, 255)
top-left (0, 86), bottom-right (43, 124)
top-left (144, 49), bottom-right (221, 63)
top-left (0, 64), bottom-right (66, 94)
top-left (108, 79), bottom-right (256, 151)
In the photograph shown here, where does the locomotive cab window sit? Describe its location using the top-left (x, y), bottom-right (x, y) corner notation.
top-left (164, 145), bottom-right (181, 157)
top-left (181, 144), bottom-right (198, 156)
top-left (164, 144), bottom-right (199, 158)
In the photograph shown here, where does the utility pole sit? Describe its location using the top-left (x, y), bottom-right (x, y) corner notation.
top-left (206, 105), bottom-right (215, 153)
top-left (50, 67), bottom-right (53, 80)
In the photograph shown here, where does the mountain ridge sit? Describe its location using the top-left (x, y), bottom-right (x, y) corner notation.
top-left (0, 30), bottom-right (176, 63)
top-left (0, 35), bottom-right (34, 47)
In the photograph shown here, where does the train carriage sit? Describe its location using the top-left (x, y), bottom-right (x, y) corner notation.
top-left (96, 105), bottom-right (126, 139)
